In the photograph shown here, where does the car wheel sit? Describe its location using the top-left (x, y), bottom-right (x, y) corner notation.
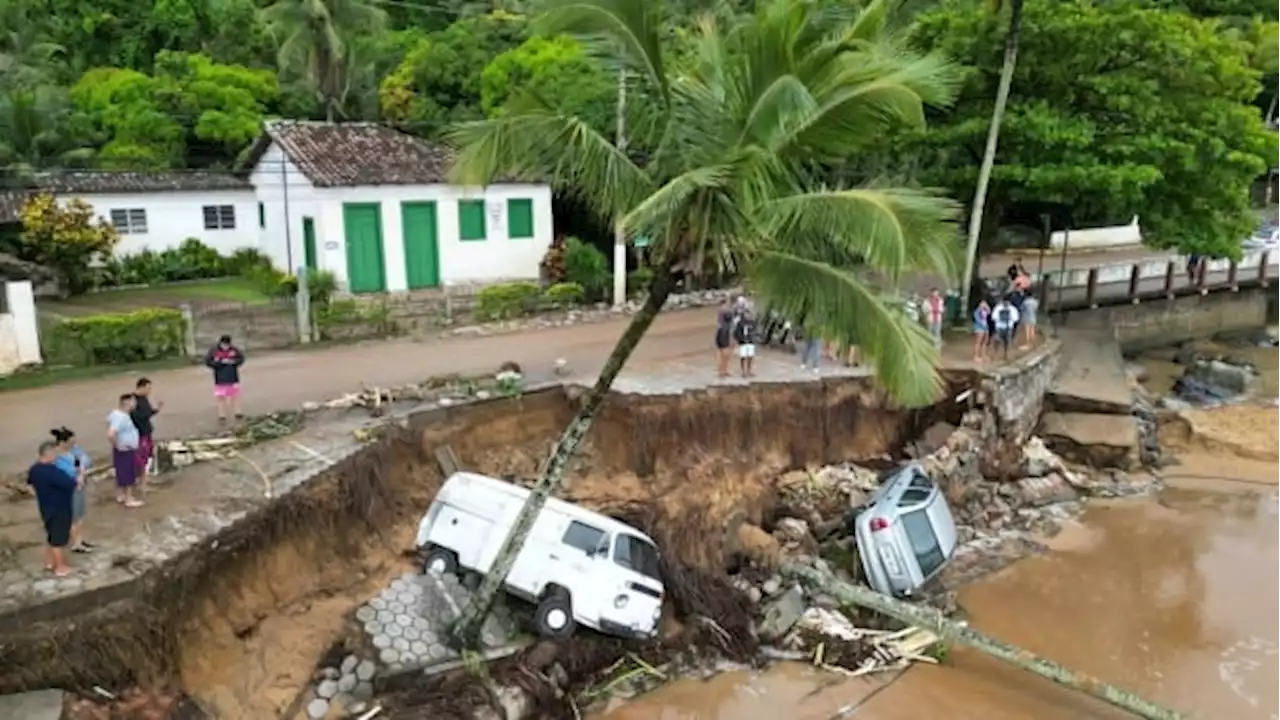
top-left (533, 591), bottom-right (576, 639)
top-left (422, 547), bottom-right (459, 577)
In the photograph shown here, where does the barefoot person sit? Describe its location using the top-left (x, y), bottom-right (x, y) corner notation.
top-left (131, 377), bottom-right (163, 488)
top-left (972, 299), bottom-right (991, 362)
top-left (204, 334), bottom-right (246, 424)
top-left (924, 288), bottom-right (945, 346)
top-left (108, 393), bottom-right (144, 508)
top-left (29, 440), bottom-right (78, 576)
top-left (51, 427), bottom-right (93, 553)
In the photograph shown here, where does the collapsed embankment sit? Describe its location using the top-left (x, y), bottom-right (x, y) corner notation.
top-left (0, 349), bottom-right (1059, 716)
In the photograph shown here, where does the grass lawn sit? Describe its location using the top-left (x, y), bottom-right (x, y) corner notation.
top-left (0, 357), bottom-right (193, 393)
top-left (40, 277), bottom-right (272, 318)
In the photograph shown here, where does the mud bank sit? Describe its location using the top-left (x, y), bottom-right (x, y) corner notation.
top-left (0, 346), bottom-right (1060, 717)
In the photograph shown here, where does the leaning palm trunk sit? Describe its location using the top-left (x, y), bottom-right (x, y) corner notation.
top-left (782, 563), bottom-right (1183, 720)
top-left (448, 273), bottom-right (674, 648)
top-left (958, 0), bottom-right (1024, 307)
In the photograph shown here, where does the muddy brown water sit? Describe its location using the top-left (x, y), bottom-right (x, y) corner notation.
top-left (600, 454), bottom-right (1279, 720)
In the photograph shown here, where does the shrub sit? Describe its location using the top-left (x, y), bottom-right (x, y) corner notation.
top-left (225, 248), bottom-right (274, 275)
top-left (476, 281), bottom-right (542, 320)
top-left (275, 269), bottom-right (338, 305)
top-left (563, 237), bottom-right (610, 301)
top-left (17, 194), bottom-right (120, 295)
top-left (627, 266), bottom-right (655, 296)
top-left (315, 297), bottom-right (395, 339)
top-left (44, 309), bottom-right (186, 366)
top-left (544, 281), bottom-right (585, 307)
top-left (242, 263), bottom-right (290, 297)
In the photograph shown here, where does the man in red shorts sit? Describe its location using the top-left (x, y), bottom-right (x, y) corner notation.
top-left (130, 377), bottom-right (163, 488)
top-left (204, 334), bottom-right (246, 425)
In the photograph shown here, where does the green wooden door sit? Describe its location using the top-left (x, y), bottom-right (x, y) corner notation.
top-left (343, 203), bottom-right (386, 293)
top-left (401, 202), bottom-right (440, 289)
top-left (302, 216), bottom-right (317, 271)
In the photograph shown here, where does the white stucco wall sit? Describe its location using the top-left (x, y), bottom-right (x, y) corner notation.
top-left (66, 189), bottom-right (259, 257)
top-left (250, 142), bottom-right (320, 273)
top-left (310, 183), bottom-right (554, 292)
top-left (0, 281), bottom-right (42, 375)
top-left (1049, 216), bottom-right (1142, 252)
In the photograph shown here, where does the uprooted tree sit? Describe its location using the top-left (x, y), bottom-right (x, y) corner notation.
top-left (782, 562), bottom-right (1183, 720)
top-left (443, 0), bottom-right (964, 648)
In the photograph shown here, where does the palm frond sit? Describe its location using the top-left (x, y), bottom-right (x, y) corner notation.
top-left (748, 250), bottom-right (944, 407)
top-left (538, 0), bottom-right (669, 105)
top-left (763, 186), bottom-right (962, 283)
top-left (446, 102), bottom-right (653, 224)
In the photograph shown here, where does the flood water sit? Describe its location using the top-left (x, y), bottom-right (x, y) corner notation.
top-left (600, 457), bottom-right (1279, 720)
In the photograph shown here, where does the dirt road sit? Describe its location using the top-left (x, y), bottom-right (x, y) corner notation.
top-left (0, 308), bottom-right (721, 472)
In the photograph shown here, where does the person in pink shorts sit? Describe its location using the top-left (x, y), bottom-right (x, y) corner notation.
top-left (203, 334), bottom-right (246, 424)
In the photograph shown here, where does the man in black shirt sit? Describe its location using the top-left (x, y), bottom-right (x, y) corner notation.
top-left (131, 377), bottom-right (164, 488)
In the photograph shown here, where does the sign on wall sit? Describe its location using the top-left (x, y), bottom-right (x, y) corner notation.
top-left (488, 200), bottom-right (503, 231)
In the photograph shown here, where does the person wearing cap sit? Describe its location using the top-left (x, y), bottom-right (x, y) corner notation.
top-left (204, 334), bottom-right (246, 424)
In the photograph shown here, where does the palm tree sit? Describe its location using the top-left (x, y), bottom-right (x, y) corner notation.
top-left (260, 0), bottom-right (387, 122)
top-left (444, 0), bottom-right (964, 647)
top-left (958, 0), bottom-right (1025, 306)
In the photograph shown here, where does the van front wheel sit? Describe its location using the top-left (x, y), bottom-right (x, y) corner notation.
top-left (534, 592), bottom-right (576, 639)
top-left (422, 547), bottom-right (459, 577)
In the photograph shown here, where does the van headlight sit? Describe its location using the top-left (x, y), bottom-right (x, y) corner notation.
top-left (614, 594), bottom-right (628, 609)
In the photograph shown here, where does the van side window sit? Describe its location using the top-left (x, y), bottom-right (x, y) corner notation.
top-left (909, 472), bottom-right (935, 492)
top-left (898, 487), bottom-right (931, 507)
top-left (562, 521), bottom-right (607, 555)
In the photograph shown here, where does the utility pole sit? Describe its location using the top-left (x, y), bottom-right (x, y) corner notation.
top-left (611, 67), bottom-right (628, 310)
top-left (281, 154), bottom-right (310, 343)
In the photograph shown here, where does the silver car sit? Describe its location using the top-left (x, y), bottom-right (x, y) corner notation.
top-left (854, 463), bottom-right (958, 597)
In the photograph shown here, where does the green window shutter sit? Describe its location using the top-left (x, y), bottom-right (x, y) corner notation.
top-left (458, 200), bottom-right (486, 241)
top-left (507, 198), bottom-right (534, 239)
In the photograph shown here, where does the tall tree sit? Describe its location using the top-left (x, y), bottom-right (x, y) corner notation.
top-left (260, 0), bottom-right (387, 122)
top-left (958, 0), bottom-right (1022, 307)
top-left (443, 0), bottom-right (964, 646)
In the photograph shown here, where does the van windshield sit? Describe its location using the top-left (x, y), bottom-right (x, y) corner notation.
top-left (900, 508), bottom-right (946, 578)
top-left (613, 534), bottom-right (662, 581)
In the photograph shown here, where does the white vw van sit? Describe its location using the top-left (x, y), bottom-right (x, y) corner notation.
top-left (415, 472), bottom-right (665, 639)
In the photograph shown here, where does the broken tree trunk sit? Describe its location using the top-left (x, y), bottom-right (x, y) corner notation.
top-left (781, 563), bottom-right (1182, 720)
top-left (447, 273), bottom-right (675, 648)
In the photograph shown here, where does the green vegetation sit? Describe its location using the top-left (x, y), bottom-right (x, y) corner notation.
top-left (43, 308), bottom-right (187, 366)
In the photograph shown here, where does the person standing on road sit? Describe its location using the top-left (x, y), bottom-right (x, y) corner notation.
top-left (714, 300), bottom-right (736, 378)
top-left (29, 440), bottom-right (78, 576)
top-left (924, 288), bottom-right (945, 345)
top-left (734, 310), bottom-right (759, 378)
top-left (972, 299), bottom-right (991, 362)
top-left (51, 427), bottom-right (93, 554)
top-left (108, 393), bottom-right (144, 508)
top-left (991, 296), bottom-right (1020, 360)
top-left (205, 334), bottom-right (246, 424)
top-left (1020, 292), bottom-right (1040, 349)
top-left (131, 377), bottom-right (163, 488)
top-left (798, 322), bottom-right (823, 373)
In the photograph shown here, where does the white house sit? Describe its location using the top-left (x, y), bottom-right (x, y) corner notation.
top-left (0, 171), bottom-right (259, 258)
top-left (245, 120), bottom-right (554, 292)
top-left (0, 280), bottom-right (41, 374)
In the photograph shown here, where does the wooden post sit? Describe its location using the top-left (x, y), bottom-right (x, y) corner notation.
top-left (1127, 264), bottom-right (1141, 303)
top-left (1260, 252), bottom-right (1270, 287)
top-left (1086, 267), bottom-right (1099, 308)
top-left (1164, 261), bottom-right (1176, 298)
top-left (179, 303), bottom-right (198, 358)
top-left (1227, 260), bottom-right (1238, 291)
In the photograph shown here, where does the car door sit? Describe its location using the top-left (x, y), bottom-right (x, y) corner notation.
top-left (606, 534), bottom-right (665, 634)
top-left (554, 520), bottom-right (609, 627)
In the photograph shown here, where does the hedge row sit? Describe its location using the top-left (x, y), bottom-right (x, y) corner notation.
top-left (44, 309), bottom-right (186, 367)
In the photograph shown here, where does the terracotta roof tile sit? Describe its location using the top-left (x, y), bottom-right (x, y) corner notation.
top-left (0, 171), bottom-right (251, 222)
top-left (264, 121), bottom-right (455, 187)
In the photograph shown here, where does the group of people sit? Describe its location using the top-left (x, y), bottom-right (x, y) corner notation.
top-left (971, 264), bottom-right (1040, 362)
top-left (25, 334), bottom-right (247, 577)
top-left (714, 297), bottom-right (761, 378)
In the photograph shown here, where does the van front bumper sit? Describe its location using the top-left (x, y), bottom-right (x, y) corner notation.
top-left (600, 619), bottom-right (658, 640)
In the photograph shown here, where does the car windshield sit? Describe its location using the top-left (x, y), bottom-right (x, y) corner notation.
top-left (613, 534), bottom-right (662, 581)
top-left (900, 507), bottom-right (946, 578)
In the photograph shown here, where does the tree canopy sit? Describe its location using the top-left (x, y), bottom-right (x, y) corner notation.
top-left (0, 0), bottom-right (1272, 258)
top-left (908, 0), bottom-right (1276, 257)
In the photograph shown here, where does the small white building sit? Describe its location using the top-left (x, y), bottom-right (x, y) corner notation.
top-left (245, 120), bottom-right (554, 292)
top-left (0, 171), bottom-right (259, 258)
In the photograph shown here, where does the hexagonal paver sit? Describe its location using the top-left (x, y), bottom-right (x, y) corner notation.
top-left (388, 600), bottom-right (405, 614)
top-left (371, 634), bottom-right (391, 650)
top-left (392, 637), bottom-right (410, 652)
top-left (363, 621), bottom-right (381, 636)
top-left (369, 597), bottom-right (387, 611)
top-left (410, 640), bottom-right (429, 657)
top-left (427, 642), bottom-right (448, 660)
top-left (379, 647), bottom-right (400, 665)
top-left (355, 606), bottom-right (376, 623)
top-left (402, 626), bottom-right (420, 641)
top-left (355, 660), bottom-right (376, 682)
top-left (395, 613), bottom-right (413, 628)
top-left (384, 623), bottom-right (403, 639)
top-left (376, 610), bottom-right (395, 624)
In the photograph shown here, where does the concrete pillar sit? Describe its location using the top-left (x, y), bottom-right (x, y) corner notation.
top-left (179, 303), bottom-right (198, 358)
top-left (5, 281), bottom-right (41, 365)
